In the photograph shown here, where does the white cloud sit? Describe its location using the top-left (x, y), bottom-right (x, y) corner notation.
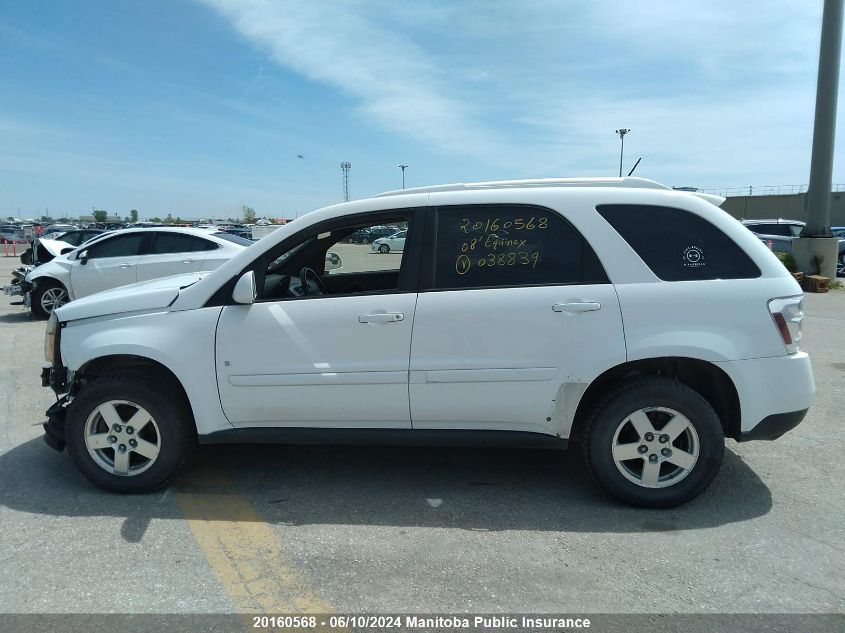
top-left (197, 0), bottom-right (838, 187)
top-left (198, 0), bottom-right (507, 160)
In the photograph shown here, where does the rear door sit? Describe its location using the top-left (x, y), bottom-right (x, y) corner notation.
top-left (409, 204), bottom-right (626, 435)
top-left (70, 232), bottom-right (147, 298)
top-left (136, 232), bottom-right (212, 282)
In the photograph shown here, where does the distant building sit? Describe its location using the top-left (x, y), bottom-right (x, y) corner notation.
top-left (720, 191), bottom-right (845, 225)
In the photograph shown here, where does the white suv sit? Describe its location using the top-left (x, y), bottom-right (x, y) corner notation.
top-left (40, 177), bottom-right (814, 507)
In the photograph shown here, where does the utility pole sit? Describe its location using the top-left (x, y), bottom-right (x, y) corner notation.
top-left (805, 0), bottom-right (843, 236)
top-left (795, 0), bottom-right (843, 279)
top-left (398, 164), bottom-right (408, 189)
top-left (341, 162), bottom-right (351, 202)
top-left (615, 129), bottom-right (630, 177)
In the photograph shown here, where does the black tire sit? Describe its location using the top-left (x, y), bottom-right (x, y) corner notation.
top-left (837, 253), bottom-right (844, 278)
top-left (64, 373), bottom-right (196, 493)
top-left (30, 279), bottom-right (69, 319)
top-left (378, 244), bottom-right (390, 254)
top-left (583, 377), bottom-right (724, 508)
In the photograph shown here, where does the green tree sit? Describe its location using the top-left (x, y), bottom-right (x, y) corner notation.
top-left (40, 215), bottom-right (50, 222)
top-left (93, 209), bottom-right (108, 223)
top-left (242, 205), bottom-right (257, 224)
top-left (5, 216), bottom-right (13, 222)
top-left (149, 216), bottom-right (162, 223)
top-left (130, 209), bottom-right (138, 223)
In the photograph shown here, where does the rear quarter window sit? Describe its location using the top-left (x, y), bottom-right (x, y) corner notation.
top-left (597, 204), bottom-right (761, 281)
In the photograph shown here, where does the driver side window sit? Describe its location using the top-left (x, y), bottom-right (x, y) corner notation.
top-left (85, 233), bottom-right (146, 260)
top-left (257, 215), bottom-right (414, 301)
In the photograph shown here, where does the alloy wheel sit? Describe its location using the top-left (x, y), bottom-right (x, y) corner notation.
top-left (84, 400), bottom-right (161, 476)
top-left (40, 287), bottom-right (68, 313)
top-left (611, 407), bottom-right (700, 489)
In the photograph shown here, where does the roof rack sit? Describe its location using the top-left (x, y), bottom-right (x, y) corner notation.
top-left (373, 177), bottom-right (671, 198)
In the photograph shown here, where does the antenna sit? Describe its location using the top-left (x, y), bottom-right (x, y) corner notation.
top-left (627, 157), bottom-right (642, 176)
top-left (341, 162), bottom-right (352, 202)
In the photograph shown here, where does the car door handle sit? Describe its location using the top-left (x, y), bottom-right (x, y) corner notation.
top-left (182, 259), bottom-right (194, 264)
top-left (358, 312), bottom-right (404, 324)
top-left (553, 302), bottom-right (601, 313)
top-left (119, 263), bottom-right (135, 269)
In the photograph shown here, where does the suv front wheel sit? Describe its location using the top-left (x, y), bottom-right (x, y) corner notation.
top-left (64, 373), bottom-right (195, 492)
top-left (583, 377), bottom-right (724, 508)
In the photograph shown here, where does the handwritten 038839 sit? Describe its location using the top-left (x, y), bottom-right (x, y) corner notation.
top-left (453, 215), bottom-right (548, 275)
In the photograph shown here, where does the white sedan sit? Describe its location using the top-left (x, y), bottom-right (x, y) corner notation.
top-left (371, 230), bottom-right (406, 254)
top-left (23, 227), bottom-right (252, 318)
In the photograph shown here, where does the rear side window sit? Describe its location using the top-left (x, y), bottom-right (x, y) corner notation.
top-left (150, 233), bottom-right (218, 254)
top-left (433, 205), bottom-right (607, 289)
top-left (597, 204), bottom-right (760, 281)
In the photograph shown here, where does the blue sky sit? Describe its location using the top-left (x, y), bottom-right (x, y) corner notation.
top-left (0, 0), bottom-right (841, 220)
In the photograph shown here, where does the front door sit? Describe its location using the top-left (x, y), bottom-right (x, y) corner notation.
top-left (215, 210), bottom-right (422, 428)
top-left (409, 204), bottom-right (626, 435)
top-left (70, 232), bottom-right (147, 298)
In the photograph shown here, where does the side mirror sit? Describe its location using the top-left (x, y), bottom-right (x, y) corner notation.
top-left (232, 270), bottom-right (257, 304)
top-left (79, 250), bottom-right (89, 265)
top-left (325, 251), bottom-right (342, 271)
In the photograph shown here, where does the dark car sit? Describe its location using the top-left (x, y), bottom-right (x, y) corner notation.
top-left (345, 228), bottom-right (374, 244)
top-left (0, 224), bottom-right (27, 243)
top-left (48, 229), bottom-right (106, 247)
top-left (743, 219), bottom-right (845, 277)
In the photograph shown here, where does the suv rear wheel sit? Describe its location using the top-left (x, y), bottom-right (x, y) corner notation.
top-left (583, 377), bottom-right (724, 508)
top-left (64, 373), bottom-right (195, 492)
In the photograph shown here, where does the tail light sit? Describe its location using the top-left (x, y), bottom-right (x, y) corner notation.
top-left (768, 296), bottom-right (803, 354)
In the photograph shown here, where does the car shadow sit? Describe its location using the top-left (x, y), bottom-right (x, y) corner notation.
top-left (0, 438), bottom-right (772, 542)
top-left (0, 310), bottom-right (33, 323)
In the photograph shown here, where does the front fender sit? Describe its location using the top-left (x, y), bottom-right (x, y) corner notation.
top-left (61, 306), bottom-right (232, 435)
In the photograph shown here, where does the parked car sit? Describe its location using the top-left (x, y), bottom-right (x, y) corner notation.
top-left (42, 224), bottom-right (78, 239)
top-left (0, 224), bottom-right (28, 244)
top-left (345, 228), bottom-right (375, 244)
top-left (39, 177), bottom-right (813, 508)
top-left (742, 219), bottom-right (845, 277)
top-left (372, 230), bottom-right (407, 253)
top-left (11, 227), bottom-right (252, 318)
top-left (45, 229), bottom-right (106, 247)
top-left (832, 227), bottom-right (845, 275)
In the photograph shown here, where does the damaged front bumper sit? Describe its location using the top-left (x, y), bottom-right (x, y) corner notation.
top-left (43, 396), bottom-right (68, 452)
top-left (2, 267), bottom-right (33, 305)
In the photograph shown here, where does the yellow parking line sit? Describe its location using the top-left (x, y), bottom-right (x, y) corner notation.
top-left (174, 458), bottom-right (333, 614)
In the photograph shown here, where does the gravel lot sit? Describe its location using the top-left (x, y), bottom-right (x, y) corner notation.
top-left (0, 253), bottom-right (843, 617)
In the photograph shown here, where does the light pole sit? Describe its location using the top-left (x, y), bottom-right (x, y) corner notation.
top-left (615, 128), bottom-right (631, 177)
top-left (398, 164), bottom-right (408, 189)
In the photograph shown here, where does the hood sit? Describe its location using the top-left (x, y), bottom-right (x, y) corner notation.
top-left (55, 272), bottom-right (208, 322)
top-left (38, 237), bottom-right (76, 257)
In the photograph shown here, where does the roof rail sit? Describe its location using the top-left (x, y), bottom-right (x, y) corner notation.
top-left (373, 176), bottom-right (671, 198)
